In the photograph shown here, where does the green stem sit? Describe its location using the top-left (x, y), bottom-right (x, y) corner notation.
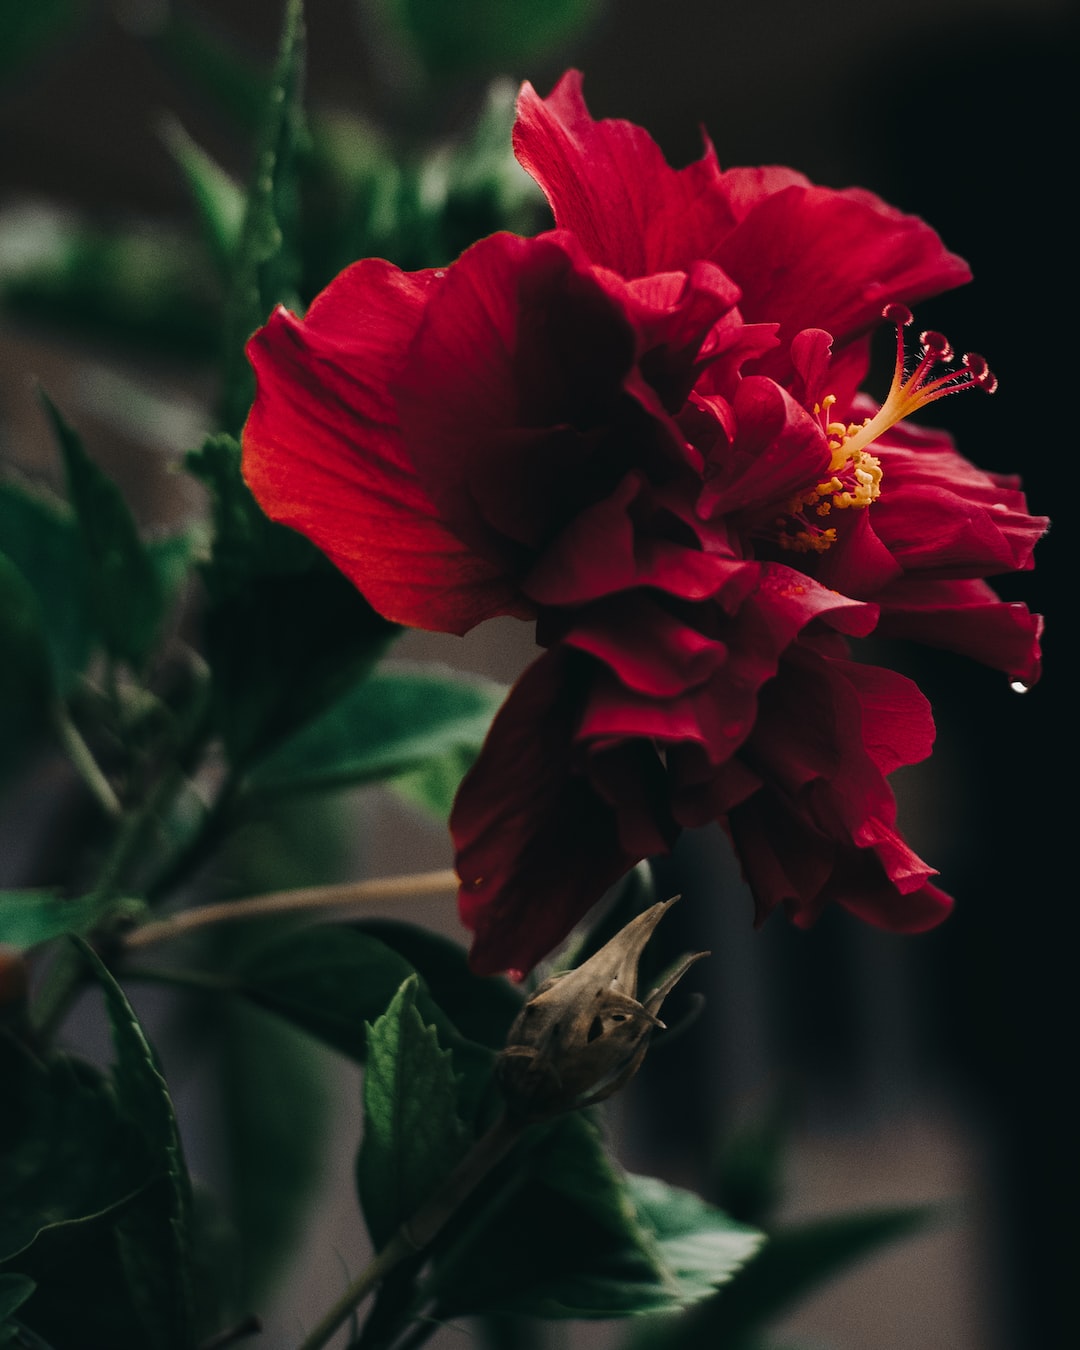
top-left (384, 1310), bottom-right (447, 1350)
top-left (143, 765), bottom-right (242, 903)
top-left (31, 686), bottom-right (213, 1040)
top-left (296, 1113), bottom-right (525, 1350)
top-left (296, 1233), bottom-right (417, 1350)
top-left (51, 703), bottom-right (123, 821)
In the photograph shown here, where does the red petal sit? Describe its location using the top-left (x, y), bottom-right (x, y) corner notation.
top-left (698, 377), bottom-right (832, 520)
top-left (716, 185), bottom-right (971, 383)
top-left (870, 424), bottom-right (1047, 578)
top-left (728, 788), bottom-right (951, 932)
top-left (243, 261), bottom-right (522, 634)
top-left (874, 577), bottom-right (1044, 685)
top-left (523, 472), bottom-right (752, 607)
top-left (562, 594), bottom-right (728, 697)
top-left (578, 567), bottom-right (876, 766)
top-left (453, 649), bottom-right (673, 975)
top-left (396, 231), bottom-right (665, 558)
top-left (513, 71), bottom-right (742, 278)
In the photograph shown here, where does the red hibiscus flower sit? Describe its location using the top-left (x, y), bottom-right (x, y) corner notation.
top-left (242, 71), bottom-right (1045, 976)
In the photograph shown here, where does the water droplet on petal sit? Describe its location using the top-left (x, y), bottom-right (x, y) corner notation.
top-left (1009, 680), bottom-right (1030, 694)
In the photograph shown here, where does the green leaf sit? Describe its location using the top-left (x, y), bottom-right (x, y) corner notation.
top-left (0, 478), bottom-right (93, 691)
top-left (1, 211), bottom-right (219, 358)
top-left (0, 1038), bottom-right (171, 1349)
top-left (161, 115), bottom-right (245, 274)
top-left (301, 110), bottom-right (403, 289)
top-left (629, 1206), bottom-right (935, 1350)
top-left (357, 975), bottom-right (469, 1248)
top-left (187, 434), bottom-right (397, 767)
top-left (352, 919), bottom-right (520, 1050)
top-left (703, 1207), bottom-right (935, 1341)
top-left (428, 1114), bottom-right (759, 1320)
top-left (0, 552), bottom-right (52, 775)
top-left (250, 663), bottom-right (506, 807)
top-left (82, 945), bottom-right (196, 1350)
top-left (627, 1174), bottom-right (764, 1305)
top-left (0, 1044), bottom-right (147, 1264)
top-left (224, 923), bottom-right (497, 1122)
top-left (0, 0), bottom-right (87, 80)
top-left (0, 891), bottom-right (144, 953)
top-left (40, 393), bottom-right (164, 667)
top-left (148, 7), bottom-right (269, 135)
top-left (219, 0), bottom-right (307, 434)
top-left (0, 1274), bottom-right (35, 1322)
top-left (369, 0), bottom-right (604, 81)
top-left (147, 528), bottom-right (200, 615)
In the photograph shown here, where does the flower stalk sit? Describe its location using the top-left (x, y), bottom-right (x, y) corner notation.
top-left (296, 1112), bottom-right (525, 1350)
top-left (121, 869), bottom-right (460, 952)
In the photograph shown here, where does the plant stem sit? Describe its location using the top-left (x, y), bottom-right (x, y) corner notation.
top-left (296, 1113), bottom-right (524, 1350)
top-left (384, 1310), bottom-right (447, 1350)
top-left (142, 765), bottom-right (242, 903)
top-left (51, 703), bottom-right (123, 821)
top-left (31, 688), bottom-right (213, 1040)
top-left (122, 869), bottom-right (460, 952)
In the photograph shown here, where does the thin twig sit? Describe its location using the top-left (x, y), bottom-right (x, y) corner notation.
top-left (122, 869), bottom-right (460, 952)
top-left (296, 1113), bottom-right (524, 1350)
top-left (52, 703), bottom-right (123, 821)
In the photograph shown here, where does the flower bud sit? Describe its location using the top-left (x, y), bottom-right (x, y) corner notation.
top-left (495, 898), bottom-right (707, 1120)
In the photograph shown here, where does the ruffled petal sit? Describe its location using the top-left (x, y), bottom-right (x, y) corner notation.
top-left (870, 422), bottom-right (1047, 577)
top-left (874, 577), bottom-right (1044, 685)
top-left (453, 649), bottom-right (674, 975)
top-left (698, 376), bottom-right (832, 520)
top-left (577, 566), bottom-right (877, 768)
top-left (716, 185), bottom-right (972, 384)
top-left (562, 593), bottom-right (728, 698)
top-left (728, 788), bottom-right (951, 933)
top-left (514, 70), bottom-right (743, 278)
top-left (523, 472), bottom-right (753, 607)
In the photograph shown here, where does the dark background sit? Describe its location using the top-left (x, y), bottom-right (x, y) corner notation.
top-left (1, 2), bottom-right (1073, 1347)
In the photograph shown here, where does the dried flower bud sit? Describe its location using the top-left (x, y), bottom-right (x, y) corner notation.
top-left (495, 898), bottom-right (707, 1120)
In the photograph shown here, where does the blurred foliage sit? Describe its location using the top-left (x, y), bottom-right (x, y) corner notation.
top-left (363, 0), bottom-right (605, 84)
top-left (0, 0), bottom-right (88, 83)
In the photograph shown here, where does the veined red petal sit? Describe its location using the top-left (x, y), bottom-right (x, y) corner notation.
top-left (716, 185), bottom-right (971, 385)
top-left (243, 261), bottom-right (523, 634)
top-left (514, 70), bottom-right (744, 279)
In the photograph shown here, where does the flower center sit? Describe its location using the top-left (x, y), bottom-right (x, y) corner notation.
top-left (776, 404), bottom-right (883, 554)
top-left (775, 304), bottom-right (997, 555)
